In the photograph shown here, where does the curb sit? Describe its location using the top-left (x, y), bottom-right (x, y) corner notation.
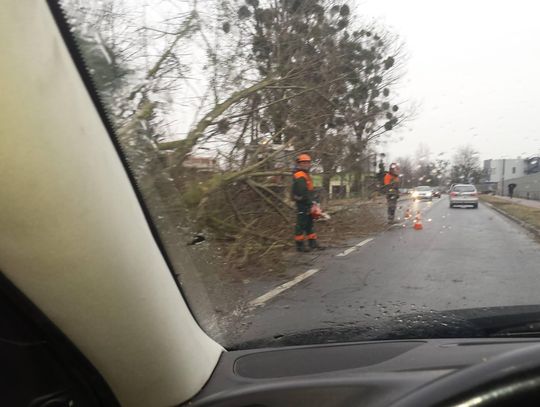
top-left (482, 201), bottom-right (540, 240)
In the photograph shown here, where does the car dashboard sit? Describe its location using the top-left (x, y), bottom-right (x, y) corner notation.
top-left (188, 338), bottom-right (540, 407)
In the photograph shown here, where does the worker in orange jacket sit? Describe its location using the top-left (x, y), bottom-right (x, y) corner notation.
top-left (292, 154), bottom-right (323, 252)
top-left (383, 163), bottom-right (400, 223)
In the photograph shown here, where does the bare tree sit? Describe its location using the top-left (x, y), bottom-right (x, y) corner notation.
top-left (451, 145), bottom-right (482, 184)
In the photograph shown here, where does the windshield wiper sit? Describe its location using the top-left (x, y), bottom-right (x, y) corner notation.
top-left (490, 322), bottom-right (540, 338)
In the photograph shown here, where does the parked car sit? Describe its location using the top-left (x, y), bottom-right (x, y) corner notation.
top-left (411, 186), bottom-right (433, 201)
top-left (449, 184), bottom-right (479, 208)
top-left (433, 189), bottom-right (441, 198)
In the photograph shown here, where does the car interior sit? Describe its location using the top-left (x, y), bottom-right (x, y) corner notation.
top-left (3, 1), bottom-right (540, 406)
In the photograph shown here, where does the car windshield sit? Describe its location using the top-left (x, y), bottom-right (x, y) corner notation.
top-left (60, 0), bottom-right (540, 349)
top-left (453, 185), bottom-right (476, 193)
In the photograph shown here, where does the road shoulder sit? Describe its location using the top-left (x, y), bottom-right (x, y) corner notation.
top-left (480, 195), bottom-right (540, 240)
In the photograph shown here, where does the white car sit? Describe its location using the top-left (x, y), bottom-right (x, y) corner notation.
top-left (449, 184), bottom-right (479, 208)
top-left (411, 186), bottom-right (433, 201)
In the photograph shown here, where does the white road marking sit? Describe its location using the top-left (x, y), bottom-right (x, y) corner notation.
top-left (336, 246), bottom-right (357, 257)
top-left (336, 237), bottom-right (374, 257)
top-left (248, 268), bottom-right (320, 308)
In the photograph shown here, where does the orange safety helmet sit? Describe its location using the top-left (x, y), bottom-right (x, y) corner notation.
top-left (389, 162), bottom-right (400, 174)
top-left (296, 153), bottom-right (312, 163)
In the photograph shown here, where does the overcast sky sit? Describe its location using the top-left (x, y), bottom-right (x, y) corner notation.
top-left (103, 0), bottom-right (540, 164)
top-left (358, 0), bottom-right (540, 162)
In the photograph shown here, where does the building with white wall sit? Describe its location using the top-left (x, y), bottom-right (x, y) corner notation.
top-left (483, 158), bottom-right (527, 184)
top-left (483, 157), bottom-right (540, 198)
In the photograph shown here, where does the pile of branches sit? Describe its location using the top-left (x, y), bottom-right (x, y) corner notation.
top-left (180, 168), bottom-right (295, 267)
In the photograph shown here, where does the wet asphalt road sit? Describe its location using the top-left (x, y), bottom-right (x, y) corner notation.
top-left (230, 196), bottom-right (540, 345)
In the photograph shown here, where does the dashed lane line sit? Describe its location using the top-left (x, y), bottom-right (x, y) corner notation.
top-left (336, 237), bottom-right (374, 257)
top-left (247, 268), bottom-right (320, 308)
top-left (246, 235), bottom-right (374, 308)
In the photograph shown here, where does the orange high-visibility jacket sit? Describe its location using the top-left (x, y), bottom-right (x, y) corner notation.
top-left (292, 170), bottom-right (314, 205)
top-left (383, 173), bottom-right (399, 186)
top-left (383, 173), bottom-right (400, 196)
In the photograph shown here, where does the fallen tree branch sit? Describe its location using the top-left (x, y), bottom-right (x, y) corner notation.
top-left (259, 242), bottom-right (289, 258)
top-left (157, 76), bottom-right (278, 159)
top-left (243, 171), bottom-right (290, 178)
top-left (249, 180), bottom-right (294, 210)
top-left (219, 137), bottom-right (296, 184)
top-left (225, 74), bottom-right (350, 121)
top-left (246, 179), bottom-right (290, 222)
top-left (209, 216), bottom-right (281, 242)
top-left (195, 142), bottom-right (295, 201)
top-left (225, 188), bottom-right (246, 226)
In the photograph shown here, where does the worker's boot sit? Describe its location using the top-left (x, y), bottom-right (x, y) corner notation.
top-left (296, 241), bottom-right (310, 252)
top-left (308, 239), bottom-right (325, 250)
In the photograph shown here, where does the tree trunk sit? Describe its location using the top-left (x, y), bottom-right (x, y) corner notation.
top-left (322, 173), bottom-right (331, 199)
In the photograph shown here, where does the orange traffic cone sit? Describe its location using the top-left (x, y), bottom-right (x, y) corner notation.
top-left (413, 211), bottom-right (423, 230)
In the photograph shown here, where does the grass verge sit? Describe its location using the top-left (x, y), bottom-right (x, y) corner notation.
top-left (480, 195), bottom-right (540, 232)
